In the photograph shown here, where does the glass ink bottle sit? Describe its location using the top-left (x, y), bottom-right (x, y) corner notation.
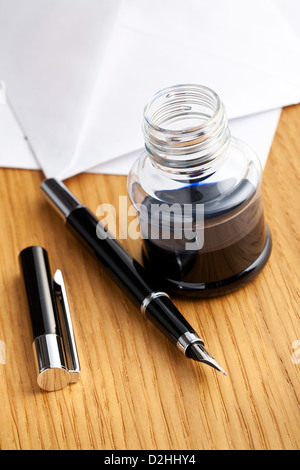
top-left (127, 85), bottom-right (272, 297)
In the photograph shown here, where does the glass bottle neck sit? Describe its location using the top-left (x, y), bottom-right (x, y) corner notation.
top-left (142, 84), bottom-right (231, 179)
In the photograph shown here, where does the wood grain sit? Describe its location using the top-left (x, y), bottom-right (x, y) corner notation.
top-left (0, 104), bottom-right (299, 450)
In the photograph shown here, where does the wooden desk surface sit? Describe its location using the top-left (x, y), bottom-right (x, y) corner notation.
top-left (0, 105), bottom-right (299, 450)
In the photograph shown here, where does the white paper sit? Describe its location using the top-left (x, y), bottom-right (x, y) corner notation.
top-left (272, 0), bottom-right (300, 36)
top-left (0, 0), bottom-right (298, 179)
top-left (0, 0), bottom-right (122, 177)
top-left (0, 102), bottom-right (39, 169)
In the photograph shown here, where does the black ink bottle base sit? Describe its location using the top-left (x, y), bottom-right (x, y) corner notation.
top-left (142, 226), bottom-right (272, 297)
top-left (128, 85), bottom-right (272, 297)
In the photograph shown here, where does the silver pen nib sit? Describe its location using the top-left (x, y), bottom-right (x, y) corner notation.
top-left (187, 343), bottom-right (227, 375)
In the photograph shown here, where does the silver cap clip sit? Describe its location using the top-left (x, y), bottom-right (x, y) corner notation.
top-left (53, 269), bottom-right (81, 384)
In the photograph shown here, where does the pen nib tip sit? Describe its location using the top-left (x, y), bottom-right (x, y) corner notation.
top-left (187, 343), bottom-right (227, 375)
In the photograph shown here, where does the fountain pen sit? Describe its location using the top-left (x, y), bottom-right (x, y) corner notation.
top-left (41, 178), bottom-right (226, 375)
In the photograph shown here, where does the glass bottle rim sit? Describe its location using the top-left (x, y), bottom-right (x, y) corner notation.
top-left (143, 83), bottom-right (222, 135)
top-left (142, 83), bottom-right (231, 176)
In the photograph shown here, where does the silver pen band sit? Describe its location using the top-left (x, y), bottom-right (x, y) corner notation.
top-left (140, 291), bottom-right (170, 317)
top-left (176, 331), bottom-right (205, 355)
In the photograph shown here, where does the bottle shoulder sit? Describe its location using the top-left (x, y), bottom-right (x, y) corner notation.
top-left (128, 137), bottom-right (262, 216)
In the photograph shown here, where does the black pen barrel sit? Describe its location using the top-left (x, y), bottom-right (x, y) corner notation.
top-left (142, 295), bottom-right (193, 345)
top-left (19, 246), bottom-right (59, 338)
top-left (66, 207), bottom-right (194, 343)
top-left (66, 207), bottom-right (158, 303)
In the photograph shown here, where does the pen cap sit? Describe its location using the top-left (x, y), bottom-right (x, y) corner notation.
top-left (19, 246), bottom-right (80, 391)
